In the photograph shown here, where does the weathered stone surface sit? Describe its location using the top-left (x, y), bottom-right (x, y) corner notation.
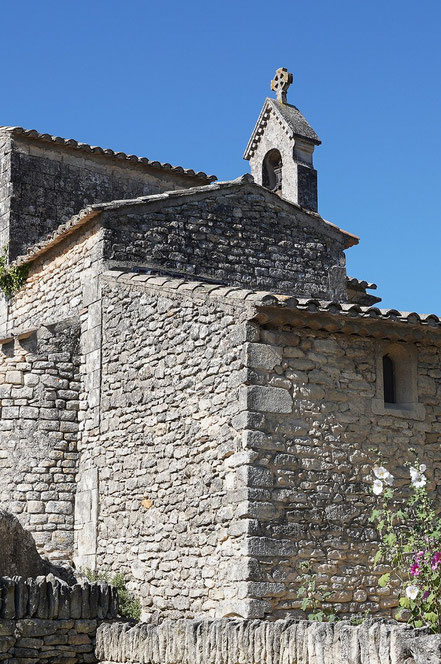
top-left (0, 511), bottom-right (51, 578)
top-left (0, 575), bottom-right (114, 662)
top-left (95, 618), bottom-right (441, 664)
top-left (1, 101), bottom-right (441, 630)
top-left (100, 180), bottom-right (347, 300)
top-left (1, 129), bottom-right (209, 259)
top-left (0, 322), bottom-right (81, 565)
top-left (242, 385), bottom-right (293, 413)
top-left (245, 343), bottom-right (283, 370)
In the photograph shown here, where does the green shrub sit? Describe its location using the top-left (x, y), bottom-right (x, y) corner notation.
top-left (83, 568), bottom-right (142, 621)
top-left (0, 245), bottom-right (28, 298)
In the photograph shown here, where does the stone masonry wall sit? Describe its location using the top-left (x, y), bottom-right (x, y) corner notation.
top-left (3, 132), bottom-right (207, 259)
top-left (74, 274), bottom-right (251, 618)
top-left (101, 183), bottom-right (347, 300)
top-left (1, 219), bottom-right (103, 336)
top-left (0, 575), bottom-right (118, 663)
top-left (0, 321), bottom-right (81, 561)
top-left (240, 322), bottom-right (441, 619)
top-left (96, 618), bottom-right (441, 664)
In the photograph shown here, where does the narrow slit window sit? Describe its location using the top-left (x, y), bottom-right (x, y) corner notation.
top-left (383, 355), bottom-right (396, 404)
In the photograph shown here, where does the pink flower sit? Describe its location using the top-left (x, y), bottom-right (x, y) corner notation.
top-left (415, 551), bottom-right (424, 561)
top-left (431, 552), bottom-right (441, 570)
top-left (410, 563), bottom-right (421, 576)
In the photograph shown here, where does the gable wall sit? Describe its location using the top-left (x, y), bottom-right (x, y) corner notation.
top-left (241, 323), bottom-right (441, 619)
top-left (102, 186), bottom-right (347, 300)
top-left (3, 220), bottom-right (103, 334)
top-left (5, 134), bottom-right (207, 259)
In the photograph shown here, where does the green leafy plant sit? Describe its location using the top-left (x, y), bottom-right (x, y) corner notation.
top-left (297, 561), bottom-right (338, 622)
top-left (83, 568), bottom-right (142, 621)
top-left (370, 448), bottom-right (441, 632)
top-left (0, 245), bottom-right (28, 297)
top-left (296, 563), bottom-right (370, 625)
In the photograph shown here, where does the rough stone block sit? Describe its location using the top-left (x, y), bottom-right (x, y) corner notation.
top-left (245, 343), bottom-right (283, 370)
top-left (240, 385), bottom-right (293, 413)
top-left (5, 370), bottom-right (23, 385)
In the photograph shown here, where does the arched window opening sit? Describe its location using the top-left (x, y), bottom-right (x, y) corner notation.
top-left (262, 149), bottom-right (283, 193)
top-left (383, 355), bottom-right (396, 404)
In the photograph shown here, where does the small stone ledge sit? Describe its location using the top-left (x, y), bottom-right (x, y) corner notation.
top-left (372, 398), bottom-right (426, 421)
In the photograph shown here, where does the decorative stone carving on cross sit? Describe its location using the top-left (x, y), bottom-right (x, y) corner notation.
top-left (270, 67), bottom-right (293, 104)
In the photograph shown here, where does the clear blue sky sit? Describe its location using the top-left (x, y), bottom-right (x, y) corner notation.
top-left (1, 1), bottom-right (440, 312)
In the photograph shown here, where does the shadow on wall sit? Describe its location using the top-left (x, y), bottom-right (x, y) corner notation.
top-left (0, 509), bottom-right (76, 584)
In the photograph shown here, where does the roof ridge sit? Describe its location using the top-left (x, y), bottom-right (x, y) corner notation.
top-left (0, 125), bottom-right (217, 183)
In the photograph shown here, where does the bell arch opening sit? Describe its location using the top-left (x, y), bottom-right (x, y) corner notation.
top-left (262, 149), bottom-right (283, 193)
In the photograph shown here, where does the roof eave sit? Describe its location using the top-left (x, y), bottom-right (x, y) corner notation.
top-left (1, 126), bottom-right (217, 183)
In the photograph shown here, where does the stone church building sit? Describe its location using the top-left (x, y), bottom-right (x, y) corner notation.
top-left (0, 68), bottom-right (440, 621)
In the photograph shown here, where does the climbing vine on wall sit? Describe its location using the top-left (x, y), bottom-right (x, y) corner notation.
top-left (0, 246), bottom-right (28, 298)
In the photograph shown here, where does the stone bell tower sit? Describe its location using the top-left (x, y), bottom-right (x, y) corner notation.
top-left (243, 67), bottom-right (321, 211)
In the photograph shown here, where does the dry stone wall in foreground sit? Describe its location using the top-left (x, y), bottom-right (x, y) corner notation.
top-left (0, 575), bottom-right (118, 663)
top-left (96, 618), bottom-right (441, 664)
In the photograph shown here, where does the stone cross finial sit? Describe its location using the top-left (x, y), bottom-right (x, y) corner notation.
top-left (271, 67), bottom-right (293, 104)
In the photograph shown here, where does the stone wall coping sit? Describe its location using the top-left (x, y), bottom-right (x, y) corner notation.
top-left (103, 270), bottom-right (441, 342)
top-left (0, 125), bottom-right (216, 182)
top-left (95, 617), bottom-right (441, 664)
top-left (11, 175), bottom-right (359, 269)
top-left (0, 575), bottom-right (118, 620)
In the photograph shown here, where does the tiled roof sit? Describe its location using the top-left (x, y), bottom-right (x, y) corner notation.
top-left (107, 270), bottom-right (441, 334)
top-left (0, 125), bottom-right (216, 182)
top-left (13, 175), bottom-right (358, 267)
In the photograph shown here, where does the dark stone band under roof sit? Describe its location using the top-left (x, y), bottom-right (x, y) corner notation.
top-left (0, 126), bottom-right (217, 182)
top-left (11, 175), bottom-right (358, 268)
